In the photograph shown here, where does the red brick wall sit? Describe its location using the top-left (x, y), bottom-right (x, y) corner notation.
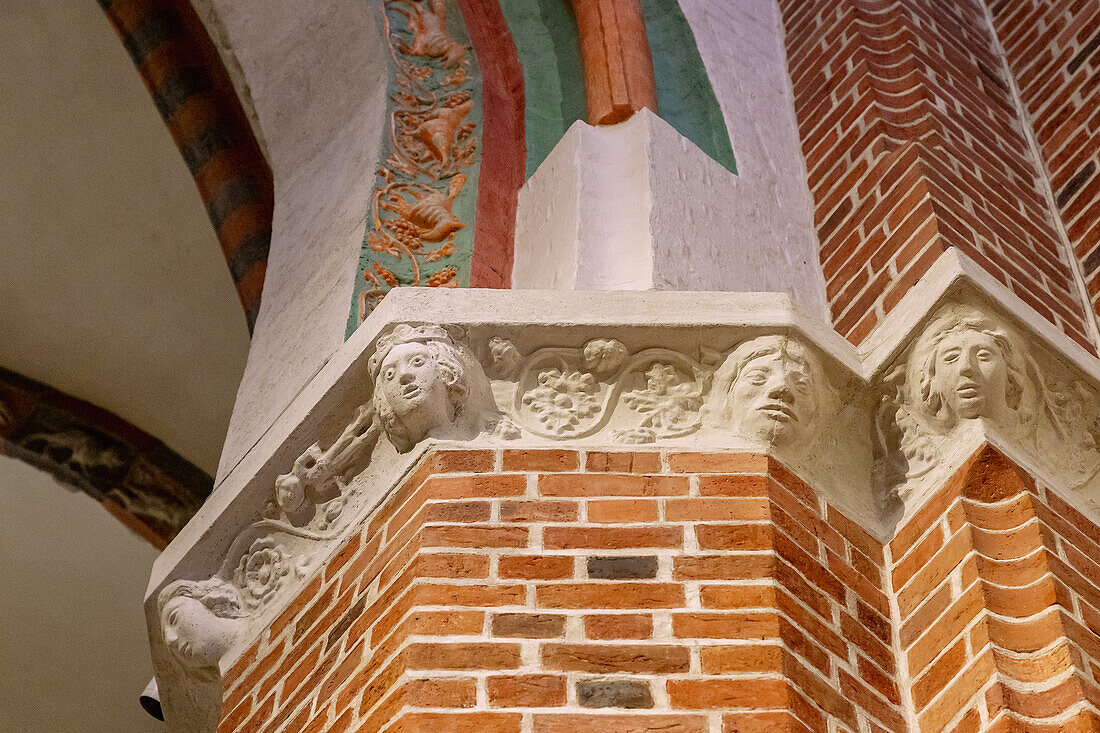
top-left (778, 0), bottom-right (1093, 348)
top-left (987, 0), bottom-right (1100, 323)
top-left (890, 446), bottom-right (1100, 731)
top-left (215, 448), bottom-right (903, 733)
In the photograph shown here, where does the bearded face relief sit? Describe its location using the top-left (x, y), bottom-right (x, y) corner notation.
top-left (703, 335), bottom-right (824, 450)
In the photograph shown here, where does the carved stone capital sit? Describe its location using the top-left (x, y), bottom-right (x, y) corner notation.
top-left (146, 286), bottom-right (1100, 730)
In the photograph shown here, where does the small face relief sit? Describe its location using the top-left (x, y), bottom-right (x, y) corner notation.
top-left (377, 342), bottom-right (453, 436)
top-left (730, 352), bottom-right (816, 446)
top-left (930, 330), bottom-right (1010, 423)
top-left (160, 596), bottom-right (236, 673)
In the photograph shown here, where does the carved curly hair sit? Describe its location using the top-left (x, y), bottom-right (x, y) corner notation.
top-left (369, 327), bottom-right (470, 452)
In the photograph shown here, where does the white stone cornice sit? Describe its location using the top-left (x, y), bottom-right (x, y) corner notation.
top-left (860, 247), bottom-right (1100, 382)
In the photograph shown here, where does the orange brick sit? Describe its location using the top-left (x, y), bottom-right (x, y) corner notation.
top-left (539, 473), bottom-right (688, 497)
top-left (543, 525), bottom-right (682, 549)
top-left (587, 499), bottom-right (660, 522)
top-left (586, 451), bottom-right (663, 473)
top-left (502, 449), bottom-right (579, 472)
top-left (667, 678), bottom-right (788, 708)
top-left (532, 714), bottom-right (707, 733)
top-left (422, 475), bottom-right (527, 499)
top-left (420, 525), bottom-right (529, 548)
top-left (584, 613), bottom-right (653, 639)
top-left (393, 712), bottom-right (523, 733)
top-left (672, 611), bottom-right (781, 640)
top-left (430, 449), bottom-right (496, 474)
top-left (499, 500), bottom-right (578, 522)
top-left (667, 452), bottom-right (769, 473)
top-left (403, 677), bottom-right (478, 708)
top-left (498, 555), bottom-right (574, 580)
top-left (537, 583), bottom-right (685, 609)
top-left (405, 643), bottom-right (521, 671)
top-left (699, 644), bottom-right (784, 674)
top-left (665, 497), bottom-right (770, 521)
top-left (487, 674), bottom-right (567, 707)
top-left (542, 644), bottom-right (690, 673)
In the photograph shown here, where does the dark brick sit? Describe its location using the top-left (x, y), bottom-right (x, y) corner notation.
top-left (577, 680), bottom-right (654, 709)
top-left (492, 613), bottom-right (565, 638)
top-left (1056, 161), bottom-right (1096, 209)
top-left (1068, 31), bottom-right (1100, 75)
top-left (587, 556), bottom-right (658, 580)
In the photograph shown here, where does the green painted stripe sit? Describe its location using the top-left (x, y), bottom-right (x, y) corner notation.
top-left (642, 0), bottom-right (735, 174)
top-left (498, 0), bottom-right (735, 177)
top-left (497, 0), bottom-right (586, 178)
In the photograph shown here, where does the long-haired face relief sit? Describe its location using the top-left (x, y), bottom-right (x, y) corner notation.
top-left (158, 580), bottom-right (243, 680)
top-left (910, 306), bottom-right (1026, 430)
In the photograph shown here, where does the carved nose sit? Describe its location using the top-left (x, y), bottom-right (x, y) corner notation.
top-left (399, 370), bottom-right (415, 384)
top-left (767, 379), bottom-right (794, 400)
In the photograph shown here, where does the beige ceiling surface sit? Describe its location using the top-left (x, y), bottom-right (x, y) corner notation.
top-left (0, 457), bottom-right (163, 732)
top-left (0, 0), bottom-right (251, 474)
top-left (0, 0), bottom-right (255, 730)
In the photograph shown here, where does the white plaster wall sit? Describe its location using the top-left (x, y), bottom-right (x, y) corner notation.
top-left (513, 118), bottom-right (653, 290)
top-left (207, 1), bottom-right (390, 482)
top-left (673, 0), bottom-right (827, 319)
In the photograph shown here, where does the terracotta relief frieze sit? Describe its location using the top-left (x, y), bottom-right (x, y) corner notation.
top-left (350, 0), bottom-right (483, 331)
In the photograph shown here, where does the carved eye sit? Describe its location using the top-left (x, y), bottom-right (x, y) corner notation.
top-left (169, 610), bottom-right (179, 627)
top-left (744, 369), bottom-right (768, 386)
top-left (942, 348), bottom-right (961, 363)
top-left (977, 348), bottom-right (994, 362)
top-left (384, 367), bottom-right (396, 381)
top-left (410, 356), bottom-right (426, 367)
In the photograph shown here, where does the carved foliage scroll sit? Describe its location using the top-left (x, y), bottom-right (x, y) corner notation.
top-left (350, 0), bottom-right (484, 331)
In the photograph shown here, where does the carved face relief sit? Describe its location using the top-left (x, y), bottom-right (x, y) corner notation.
top-left (928, 329), bottom-right (1012, 424)
top-left (731, 352), bottom-right (816, 446)
top-left (703, 336), bottom-right (823, 450)
top-left (904, 304), bottom-right (1029, 436)
top-left (376, 342), bottom-right (456, 444)
top-left (160, 595), bottom-right (241, 678)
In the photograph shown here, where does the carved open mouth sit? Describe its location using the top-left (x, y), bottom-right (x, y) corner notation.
top-left (401, 385), bottom-right (422, 399)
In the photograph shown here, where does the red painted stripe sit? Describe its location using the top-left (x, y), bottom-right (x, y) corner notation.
top-left (455, 0), bottom-right (526, 289)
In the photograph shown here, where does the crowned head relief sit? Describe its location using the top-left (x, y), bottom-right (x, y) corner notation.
top-left (367, 324), bottom-right (498, 452)
top-left (703, 335), bottom-right (824, 449)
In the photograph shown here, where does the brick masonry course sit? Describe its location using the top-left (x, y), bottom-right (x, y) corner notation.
top-left (777, 0), bottom-right (1094, 349)
top-left (214, 446), bottom-right (1100, 732)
